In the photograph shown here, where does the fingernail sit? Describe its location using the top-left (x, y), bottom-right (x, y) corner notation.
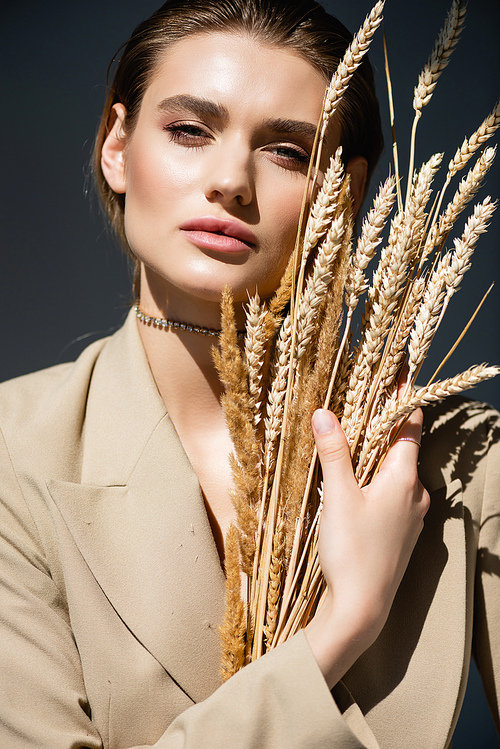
top-left (313, 409), bottom-right (335, 435)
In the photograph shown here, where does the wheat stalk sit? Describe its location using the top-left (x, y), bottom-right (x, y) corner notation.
top-left (218, 0), bottom-right (499, 682)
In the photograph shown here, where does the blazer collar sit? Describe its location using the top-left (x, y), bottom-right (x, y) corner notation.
top-left (80, 308), bottom-right (170, 487)
top-left (48, 310), bottom-right (226, 703)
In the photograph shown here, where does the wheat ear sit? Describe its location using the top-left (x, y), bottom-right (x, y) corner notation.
top-left (322, 1), bottom-right (385, 130)
top-left (444, 197), bottom-right (497, 297)
top-left (447, 98), bottom-right (500, 180)
top-left (357, 365), bottom-right (500, 483)
top-left (345, 175), bottom-right (397, 310)
top-left (244, 293), bottom-right (268, 428)
top-left (219, 524), bottom-right (246, 683)
top-left (407, 0), bottom-right (466, 206)
top-left (309, 0), bottom-right (385, 204)
top-left (424, 146), bottom-right (497, 263)
top-left (215, 288), bottom-right (263, 574)
top-left (295, 212), bottom-right (346, 363)
top-left (302, 148), bottom-right (344, 259)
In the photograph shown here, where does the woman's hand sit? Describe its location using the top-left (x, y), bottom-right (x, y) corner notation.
top-left (304, 407), bottom-right (430, 689)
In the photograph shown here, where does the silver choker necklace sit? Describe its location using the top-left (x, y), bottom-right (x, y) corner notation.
top-left (134, 305), bottom-right (245, 340)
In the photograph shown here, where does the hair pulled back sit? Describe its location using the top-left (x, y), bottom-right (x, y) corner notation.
top-left (93, 0), bottom-right (383, 255)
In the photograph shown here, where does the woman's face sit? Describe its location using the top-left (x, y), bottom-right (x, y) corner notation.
top-left (103, 31), bottom-right (337, 322)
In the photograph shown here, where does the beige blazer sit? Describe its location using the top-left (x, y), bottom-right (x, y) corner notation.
top-left (0, 310), bottom-right (498, 749)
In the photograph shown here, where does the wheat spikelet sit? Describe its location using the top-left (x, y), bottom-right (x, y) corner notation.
top-left (425, 147), bottom-right (497, 260)
top-left (408, 265), bottom-right (448, 377)
top-left (447, 98), bottom-right (500, 180)
top-left (303, 149), bottom-right (344, 256)
top-left (406, 153), bottom-right (444, 241)
top-left (345, 175), bottom-right (397, 310)
top-left (357, 364), bottom-right (499, 482)
top-left (220, 524), bottom-right (247, 683)
top-left (379, 277), bottom-right (426, 394)
top-left (444, 197), bottom-right (497, 299)
top-left (244, 293), bottom-right (268, 427)
top-left (263, 316), bottom-right (292, 480)
top-left (264, 514), bottom-right (285, 647)
top-left (322, 1), bottom-right (385, 128)
top-left (295, 212), bottom-right (345, 362)
top-left (413, 0), bottom-right (466, 114)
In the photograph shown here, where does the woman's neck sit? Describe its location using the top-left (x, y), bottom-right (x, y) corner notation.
top-left (137, 306), bottom-right (223, 423)
top-left (136, 262), bottom-right (246, 420)
top-left (136, 290), bottom-right (240, 562)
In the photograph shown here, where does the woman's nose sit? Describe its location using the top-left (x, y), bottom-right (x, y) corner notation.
top-left (203, 141), bottom-right (254, 207)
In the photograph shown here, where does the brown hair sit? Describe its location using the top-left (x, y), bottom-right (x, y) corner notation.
top-left (93, 0), bottom-right (383, 257)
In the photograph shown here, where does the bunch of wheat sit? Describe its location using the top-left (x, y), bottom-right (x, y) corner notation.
top-left (215, 0), bottom-right (500, 682)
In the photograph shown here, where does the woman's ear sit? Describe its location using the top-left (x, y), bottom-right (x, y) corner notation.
top-left (346, 156), bottom-right (368, 218)
top-left (101, 103), bottom-right (127, 194)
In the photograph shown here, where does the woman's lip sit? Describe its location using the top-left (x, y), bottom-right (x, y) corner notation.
top-left (180, 216), bottom-right (257, 247)
top-left (181, 230), bottom-right (253, 254)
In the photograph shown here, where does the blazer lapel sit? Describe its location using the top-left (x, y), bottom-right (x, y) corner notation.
top-left (46, 311), bottom-right (226, 704)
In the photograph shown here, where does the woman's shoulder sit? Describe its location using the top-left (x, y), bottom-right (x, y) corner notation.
top-left (0, 336), bottom-right (110, 427)
top-left (0, 335), bottom-right (114, 483)
top-left (0, 311), bottom-right (161, 486)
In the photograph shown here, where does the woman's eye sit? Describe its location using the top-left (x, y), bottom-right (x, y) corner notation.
top-left (164, 122), bottom-right (212, 146)
top-left (268, 144), bottom-right (310, 170)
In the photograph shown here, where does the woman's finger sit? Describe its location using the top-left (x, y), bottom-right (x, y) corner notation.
top-left (394, 406), bottom-right (423, 449)
top-left (312, 409), bottom-right (358, 495)
top-left (378, 407), bottom-right (424, 476)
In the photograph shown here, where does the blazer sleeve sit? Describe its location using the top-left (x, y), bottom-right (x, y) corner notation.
top-left (0, 428), bottom-right (372, 749)
top-left (473, 408), bottom-right (500, 732)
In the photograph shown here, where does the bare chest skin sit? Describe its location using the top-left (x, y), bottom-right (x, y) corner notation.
top-left (137, 315), bottom-right (238, 565)
top-left (172, 412), bottom-right (238, 565)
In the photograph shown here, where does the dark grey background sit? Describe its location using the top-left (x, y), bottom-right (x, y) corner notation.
top-left (1, 0), bottom-right (499, 746)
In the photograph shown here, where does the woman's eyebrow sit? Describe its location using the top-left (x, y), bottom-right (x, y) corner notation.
top-left (156, 94), bottom-right (229, 121)
top-left (156, 97), bottom-right (318, 140)
top-left (263, 117), bottom-right (318, 141)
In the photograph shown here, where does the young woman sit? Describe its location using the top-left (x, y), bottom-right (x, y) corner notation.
top-left (0, 1), bottom-right (498, 747)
